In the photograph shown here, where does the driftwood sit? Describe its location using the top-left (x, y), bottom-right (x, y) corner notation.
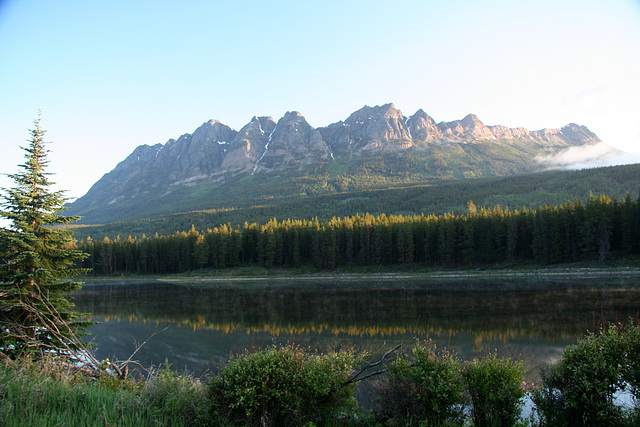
top-left (340, 343), bottom-right (402, 388)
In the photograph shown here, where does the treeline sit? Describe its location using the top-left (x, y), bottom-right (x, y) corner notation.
top-left (76, 193), bottom-right (640, 275)
top-left (67, 163), bottom-right (640, 240)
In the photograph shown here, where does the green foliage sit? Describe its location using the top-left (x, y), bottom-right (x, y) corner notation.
top-left (76, 191), bottom-right (640, 275)
top-left (463, 354), bottom-right (525, 427)
top-left (67, 163), bottom-right (640, 239)
top-left (0, 357), bottom-right (212, 426)
top-left (0, 115), bottom-right (90, 358)
top-left (375, 342), bottom-right (465, 426)
top-left (207, 344), bottom-right (357, 426)
top-left (533, 322), bottom-right (640, 426)
top-left (141, 361), bottom-right (212, 426)
top-left (3, 325), bottom-right (640, 425)
top-left (624, 322), bottom-right (640, 401)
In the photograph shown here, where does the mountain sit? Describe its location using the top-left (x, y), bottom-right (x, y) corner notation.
top-left (66, 103), bottom-right (607, 224)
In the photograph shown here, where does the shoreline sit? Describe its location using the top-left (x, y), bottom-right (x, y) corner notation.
top-left (77, 265), bottom-right (640, 284)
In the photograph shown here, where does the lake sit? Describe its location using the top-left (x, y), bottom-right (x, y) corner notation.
top-left (71, 276), bottom-right (640, 386)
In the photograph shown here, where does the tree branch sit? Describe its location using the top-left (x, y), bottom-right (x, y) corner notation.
top-left (340, 343), bottom-right (402, 388)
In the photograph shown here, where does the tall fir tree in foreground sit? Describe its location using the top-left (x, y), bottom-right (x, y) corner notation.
top-left (0, 113), bottom-right (90, 359)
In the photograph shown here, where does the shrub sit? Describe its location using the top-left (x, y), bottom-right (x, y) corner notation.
top-left (374, 341), bottom-right (465, 426)
top-left (463, 354), bottom-right (525, 427)
top-left (207, 344), bottom-right (357, 426)
top-left (533, 322), bottom-right (640, 426)
top-left (621, 322), bottom-right (640, 401)
top-left (140, 362), bottom-right (211, 426)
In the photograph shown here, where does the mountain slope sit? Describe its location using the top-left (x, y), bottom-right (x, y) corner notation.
top-left (66, 163), bottom-right (640, 240)
top-left (66, 103), bottom-right (608, 224)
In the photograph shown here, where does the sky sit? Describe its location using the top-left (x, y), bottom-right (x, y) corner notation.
top-left (1, 0), bottom-right (640, 201)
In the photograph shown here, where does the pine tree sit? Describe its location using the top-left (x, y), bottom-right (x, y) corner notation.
top-left (0, 114), bottom-right (90, 359)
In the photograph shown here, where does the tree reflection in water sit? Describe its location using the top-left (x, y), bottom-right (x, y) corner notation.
top-left (71, 278), bottom-right (640, 381)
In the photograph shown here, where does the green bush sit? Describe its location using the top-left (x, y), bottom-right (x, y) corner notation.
top-left (140, 362), bottom-right (211, 426)
top-left (207, 344), bottom-right (357, 426)
top-left (621, 322), bottom-right (640, 401)
top-left (463, 354), bottom-right (525, 427)
top-left (374, 342), bottom-right (465, 426)
top-left (533, 322), bottom-right (640, 426)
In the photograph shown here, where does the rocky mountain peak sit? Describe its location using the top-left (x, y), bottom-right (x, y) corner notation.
top-left (243, 116), bottom-right (277, 138)
top-left (411, 109), bottom-right (431, 121)
top-left (272, 111), bottom-right (313, 137)
top-left (66, 103), bottom-right (606, 224)
top-left (460, 114), bottom-right (494, 139)
top-left (282, 111), bottom-right (305, 119)
top-left (341, 103), bottom-right (411, 145)
top-left (460, 114), bottom-right (482, 127)
top-left (559, 123), bottom-right (601, 145)
top-left (191, 119), bottom-right (236, 145)
top-left (408, 109), bottom-right (441, 143)
top-left (378, 103), bottom-right (403, 118)
top-left (258, 110), bottom-right (329, 168)
top-left (346, 103), bottom-right (403, 122)
top-left (219, 116), bottom-right (276, 173)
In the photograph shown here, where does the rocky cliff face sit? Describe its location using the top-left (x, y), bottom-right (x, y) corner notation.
top-left (100, 103), bottom-right (600, 185)
top-left (258, 111), bottom-right (331, 169)
top-left (67, 103), bottom-right (605, 222)
top-left (221, 116), bottom-right (275, 172)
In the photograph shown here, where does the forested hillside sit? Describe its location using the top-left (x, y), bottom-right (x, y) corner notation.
top-left (66, 163), bottom-right (640, 239)
top-left (76, 192), bottom-right (639, 275)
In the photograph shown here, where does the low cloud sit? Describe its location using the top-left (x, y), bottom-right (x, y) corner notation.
top-left (536, 142), bottom-right (640, 170)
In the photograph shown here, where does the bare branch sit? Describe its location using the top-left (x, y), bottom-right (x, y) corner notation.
top-left (112, 325), bottom-right (171, 378)
top-left (2, 286), bottom-right (167, 381)
top-left (340, 343), bottom-right (402, 388)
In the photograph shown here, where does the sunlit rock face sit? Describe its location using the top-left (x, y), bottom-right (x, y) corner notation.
top-left (97, 103), bottom-right (600, 185)
top-left (66, 102), bottom-right (606, 223)
top-left (257, 111), bottom-right (331, 169)
top-left (221, 116), bottom-right (276, 172)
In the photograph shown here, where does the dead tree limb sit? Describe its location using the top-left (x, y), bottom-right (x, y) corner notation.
top-left (340, 343), bottom-right (402, 388)
top-left (2, 288), bottom-right (170, 381)
top-left (112, 325), bottom-right (170, 379)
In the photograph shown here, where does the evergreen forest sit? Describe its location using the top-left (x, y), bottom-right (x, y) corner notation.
top-left (76, 192), bottom-right (640, 275)
top-left (66, 163), bottom-right (640, 240)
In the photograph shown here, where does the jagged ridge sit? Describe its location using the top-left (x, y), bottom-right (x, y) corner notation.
top-left (66, 103), bottom-right (603, 224)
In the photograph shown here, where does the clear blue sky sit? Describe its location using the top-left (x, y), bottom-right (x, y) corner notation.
top-left (1, 0), bottom-right (640, 200)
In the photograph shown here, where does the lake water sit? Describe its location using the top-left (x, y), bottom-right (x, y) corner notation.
top-left (71, 277), bottom-right (640, 387)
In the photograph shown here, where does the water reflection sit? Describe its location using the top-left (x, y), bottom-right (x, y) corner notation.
top-left (71, 278), bottom-right (640, 380)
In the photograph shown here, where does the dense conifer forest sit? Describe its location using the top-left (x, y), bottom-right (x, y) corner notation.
top-left (76, 192), bottom-right (640, 275)
top-left (67, 163), bottom-right (640, 240)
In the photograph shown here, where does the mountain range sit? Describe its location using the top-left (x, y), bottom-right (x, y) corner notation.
top-left (66, 103), bottom-right (608, 224)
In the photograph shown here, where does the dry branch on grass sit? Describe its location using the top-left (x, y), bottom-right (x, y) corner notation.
top-left (1, 288), bottom-right (167, 380)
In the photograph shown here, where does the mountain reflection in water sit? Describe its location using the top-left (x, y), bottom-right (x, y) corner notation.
top-left (71, 278), bottom-right (640, 380)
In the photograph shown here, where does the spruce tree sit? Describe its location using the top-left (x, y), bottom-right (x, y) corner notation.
top-left (0, 113), bottom-right (90, 359)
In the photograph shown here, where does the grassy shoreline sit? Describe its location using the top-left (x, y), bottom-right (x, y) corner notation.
top-left (75, 256), bottom-right (640, 280)
top-left (72, 262), bottom-right (640, 290)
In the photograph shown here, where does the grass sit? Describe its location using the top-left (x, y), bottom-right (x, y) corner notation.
top-left (0, 357), bottom-right (212, 426)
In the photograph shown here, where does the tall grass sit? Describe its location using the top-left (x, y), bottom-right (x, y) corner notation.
top-left (0, 357), bottom-right (211, 426)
